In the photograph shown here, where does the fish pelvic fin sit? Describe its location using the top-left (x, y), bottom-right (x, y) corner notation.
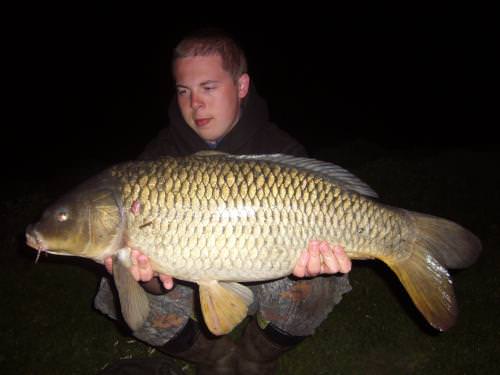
top-left (387, 211), bottom-right (481, 331)
top-left (198, 280), bottom-right (254, 336)
top-left (113, 248), bottom-right (150, 331)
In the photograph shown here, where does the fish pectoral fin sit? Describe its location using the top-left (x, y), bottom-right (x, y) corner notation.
top-left (112, 248), bottom-right (150, 331)
top-left (198, 280), bottom-right (254, 336)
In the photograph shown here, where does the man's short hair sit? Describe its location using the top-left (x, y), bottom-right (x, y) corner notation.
top-left (173, 28), bottom-right (248, 81)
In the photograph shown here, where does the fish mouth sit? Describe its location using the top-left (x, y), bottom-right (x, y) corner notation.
top-left (26, 224), bottom-right (48, 263)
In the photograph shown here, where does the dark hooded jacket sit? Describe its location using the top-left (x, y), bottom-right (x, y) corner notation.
top-left (138, 85), bottom-right (306, 160)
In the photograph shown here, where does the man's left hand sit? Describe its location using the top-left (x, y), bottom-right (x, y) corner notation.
top-left (293, 241), bottom-right (351, 278)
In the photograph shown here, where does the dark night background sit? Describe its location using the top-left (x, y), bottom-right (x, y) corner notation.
top-left (5, 4), bottom-right (497, 178)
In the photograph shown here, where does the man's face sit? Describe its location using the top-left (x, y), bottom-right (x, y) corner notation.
top-left (173, 54), bottom-right (250, 142)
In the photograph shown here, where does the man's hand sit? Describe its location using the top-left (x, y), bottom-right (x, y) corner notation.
top-left (104, 250), bottom-right (174, 290)
top-left (292, 241), bottom-right (351, 278)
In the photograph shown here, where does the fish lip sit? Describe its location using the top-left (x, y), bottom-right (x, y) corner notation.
top-left (25, 225), bottom-right (48, 252)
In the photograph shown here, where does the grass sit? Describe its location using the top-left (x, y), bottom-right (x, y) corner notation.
top-left (1, 143), bottom-right (499, 374)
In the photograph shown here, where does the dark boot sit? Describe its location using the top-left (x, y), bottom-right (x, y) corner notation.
top-left (159, 319), bottom-right (237, 375)
top-left (237, 318), bottom-right (306, 375)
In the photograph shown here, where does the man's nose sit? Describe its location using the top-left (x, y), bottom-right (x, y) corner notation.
top-left (190, 92), bottom-right (204, 109)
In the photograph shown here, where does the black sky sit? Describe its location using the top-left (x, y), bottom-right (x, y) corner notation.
top-left (6, 4), bottom-right (497, 175)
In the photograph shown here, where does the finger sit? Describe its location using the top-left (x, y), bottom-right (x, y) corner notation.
top-left (137, 254), bottom-right (154, 282)
top-left (319, 241), bottom-right (340, 274)
top-left (159, 274), bottom-right (174, 290)
top-left (126, 249), bottom-right (138, 280)
top-left (130, 249), bottom-right (141, 265)
top-left (306, 240), bottom-right (321, 277)
top-left (130, 265), bottom-right (140, 281)
top-left (137, 254), bottom-right (149, 270)
top-left (292, 250), bottom-right (309, 278)
top-left (334, 245), bottom-right (352, 273)
top-left (104, 257), bottom-right (113, 274)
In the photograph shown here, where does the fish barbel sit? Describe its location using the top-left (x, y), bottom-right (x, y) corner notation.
top-left (25, 152), bottom-right (481, 335)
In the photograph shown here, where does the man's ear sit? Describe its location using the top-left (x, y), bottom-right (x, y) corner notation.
top-left (238, 73), bottom-right (250, 99)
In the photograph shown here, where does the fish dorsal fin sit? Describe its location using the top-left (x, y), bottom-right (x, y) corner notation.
top-left (196, 152), bottom-right (378, 198)
top-left (193, 150), bottom-right (229, 157)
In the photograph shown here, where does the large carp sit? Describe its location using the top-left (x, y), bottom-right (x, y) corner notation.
top-left (26, 152), bottom-right (481, 335)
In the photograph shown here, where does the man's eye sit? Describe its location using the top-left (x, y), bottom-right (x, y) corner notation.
top-left (204, 86), bottom-right (216, 91)
top-left (56, 211), bottom-right (69, 222)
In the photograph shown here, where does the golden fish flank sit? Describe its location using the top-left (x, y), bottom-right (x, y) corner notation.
top-left (26, 152), bottom-right (481, 336)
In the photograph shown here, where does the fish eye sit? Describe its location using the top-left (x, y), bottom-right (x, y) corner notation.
top-left (56, 210), bottom-right (69, 222)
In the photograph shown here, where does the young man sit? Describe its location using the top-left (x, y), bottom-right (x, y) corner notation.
top-left (96, 29), bottom-right (352, 375)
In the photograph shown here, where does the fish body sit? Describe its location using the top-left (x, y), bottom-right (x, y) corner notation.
top-left (119, 156), bottom-right (403, 281)
top-left (26, 152), bottom-right (481, 335)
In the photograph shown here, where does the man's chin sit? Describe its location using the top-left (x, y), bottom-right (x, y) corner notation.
top-left (195, 129), bottom-right (221, 143)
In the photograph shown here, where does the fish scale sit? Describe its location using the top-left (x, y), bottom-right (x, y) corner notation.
top-left (113, 156), bottom-right (401, 282)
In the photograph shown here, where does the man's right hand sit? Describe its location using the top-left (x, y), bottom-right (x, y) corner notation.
top-left (104, 250), bottom-right (174, 290)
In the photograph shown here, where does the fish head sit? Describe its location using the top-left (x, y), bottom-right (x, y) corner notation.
top-left (26, 175), bottom-right (124, 260)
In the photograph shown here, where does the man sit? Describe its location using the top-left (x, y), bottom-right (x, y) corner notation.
top-left (96, 28), bottom-right (352, 375)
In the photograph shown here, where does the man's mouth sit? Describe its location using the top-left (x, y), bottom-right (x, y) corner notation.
top-left (195, 118), bottom-right (211, 127)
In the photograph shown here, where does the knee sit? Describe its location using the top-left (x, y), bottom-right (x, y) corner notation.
top-left (132, 285), bottom-right (195, 346)
top-left (256, 275), bottom-right (352, 336)
top-left (133, 312), bottom-right (191, 346)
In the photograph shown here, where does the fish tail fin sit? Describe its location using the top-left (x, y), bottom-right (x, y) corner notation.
top-left (385, 211), bottom-right (481, 331)
top-left (113, 248), bottom-right (150, 331)
top-left (410, 211), bottom-right (482, 269)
